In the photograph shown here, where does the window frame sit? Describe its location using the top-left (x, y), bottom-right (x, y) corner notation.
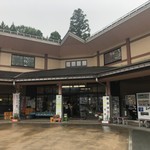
top-left (65, 60), bottom-right (87, 68)
top-left (11, 54), bottom-right (35, 68)
top-left (82, 60), bottom-right (87, 66)
top-left (104, 48), bottom-right (122, 65)
top-left (76, 60), bottom-right (82, 67)
top-left (71, 61), bottom-right (76, 67)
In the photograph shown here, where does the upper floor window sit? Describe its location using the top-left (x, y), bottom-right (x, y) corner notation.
top-left (82, 60), bottom-right (87, 66)
top-left (11, 54), bottom-right (35, 68)
top-left (104, 48), bottom-right (121, 65)
top-left (66, 60), bottom-right (87, 68)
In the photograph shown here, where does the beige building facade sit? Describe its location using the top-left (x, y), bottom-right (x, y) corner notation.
top-left (0, 2), bottom-right (149, 119)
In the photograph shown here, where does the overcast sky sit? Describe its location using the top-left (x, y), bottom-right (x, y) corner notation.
top-left (0, 0), bottom-right (149, 38)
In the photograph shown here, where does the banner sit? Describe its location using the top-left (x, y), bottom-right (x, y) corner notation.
top-left (13, 93), bottom-right (20, 118)
top-left (102, 96), bottom-right (110, 124)
top-left (56, 95), bottom-right (62, 118)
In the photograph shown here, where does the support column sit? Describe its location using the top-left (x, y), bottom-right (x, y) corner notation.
top-left (44, 54), bottom-right (48, 70)
top-left (58, 83), bottom-right (62, 95)
top-left (126, 38), bottom-right (131, 65)
top-left (15, 84), bottom-right (21, 93)
top-left (105, 81), bottom-right (111, 96)
top-left (97, 51), bottom-right (100, 66)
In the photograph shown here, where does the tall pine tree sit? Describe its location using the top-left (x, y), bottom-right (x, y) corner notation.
top-left (69, 8), bottom-right (90, 40)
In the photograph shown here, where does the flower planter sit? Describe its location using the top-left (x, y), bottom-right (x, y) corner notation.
top-left (11, 119), bottom-right (19, 122)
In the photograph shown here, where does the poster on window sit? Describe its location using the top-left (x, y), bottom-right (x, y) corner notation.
top-left (125, 95), bottom-right (136, 106)
top-left (21, 96), bottom-right (26, 114)
top-left (56, 95), bottom-right (62, 118)
top-left (112, 96), bottom-right (120, 117)
top-left (13, 93), bottom-right (20, 117)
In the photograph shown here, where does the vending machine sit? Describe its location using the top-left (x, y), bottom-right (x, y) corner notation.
top-left (137, 93), bottom-right (150, 120)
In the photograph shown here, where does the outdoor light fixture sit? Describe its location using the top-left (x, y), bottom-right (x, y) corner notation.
top-left (62, 85), bottom-right (73, 88)
top-left (74, 85), bottom-right (85, 88)
top-left (62, 85), bottom-right (85, 88)
top-left (13, 80), bottom-right (15, 85)
top-left (96, 77), bottom-right (98, 82)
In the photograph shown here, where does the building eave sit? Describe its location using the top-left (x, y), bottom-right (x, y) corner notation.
top-left (0, 79), bottom-right (13, 82)
top-left (86, 1), bottom-right (150, 42)
top-left (61, 32), bottom-right (85, 45)
top-left (99, 60), bottom-right (150, 78)
top-left (15, 75), bottom-right (96, 82)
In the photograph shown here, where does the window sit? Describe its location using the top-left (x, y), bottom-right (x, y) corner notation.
top-left (71, 61), bottom-right (76, 67)
top-left (104, 48), bottom-right (121, 65)
top-left (76, 61), bottom-right (81, 66)
top-left (0, 94), bottom-right (12, 105)
top-left (66, 62), bottom-right (71, 67)
top-left (66, 60), bottom-right (87, 68)
top-left (82, 60), bottom-right (87, 66)
top-left (12, 54), bottom-right (35, 68)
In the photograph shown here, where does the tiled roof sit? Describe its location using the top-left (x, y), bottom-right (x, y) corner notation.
top-left (0, 67), bottom-right (114, 82)
top-left (98, 60), bottom-right (150, 78)
top-left (0, 71), bottom-right (20, 80)
top-left (16, 66), bottom-right (114, 80)
top-left (0, 60), bottom-right (149, 82)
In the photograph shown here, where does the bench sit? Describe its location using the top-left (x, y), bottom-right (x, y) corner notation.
top-left (112, 117), bottom-right (128, 125)
top-left (139, 119), bottom-right (150, 128)
top-left (29, 112), bottom-right (55, 118)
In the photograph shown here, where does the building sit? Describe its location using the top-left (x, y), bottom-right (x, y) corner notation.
top-left (0, 2), bottom-right (150, 120)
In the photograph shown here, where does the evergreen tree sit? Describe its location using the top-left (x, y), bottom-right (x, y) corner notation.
top-left (10, 23), bottom-right (17, 31)
top-left (0, 21), bottom-right (43, 38)
top-left (16, 25), bottom-right (43, 37)
top-left (0, 21), bottom-right (6, 29)
top-left (0, 21), bottom-right (9, 30)
top-left (49, 31), bottom-right (61, 41)
top-left (69, 8), bottom-right (90, 40)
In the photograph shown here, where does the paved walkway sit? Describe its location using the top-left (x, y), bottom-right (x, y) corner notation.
top-left (0, 123), bottom-right (129, 150)
top-left (1, 119), bottom-right (150, 150)
top-left (0, 118), bottom-right (150, 132)
top-left (0, 118), bottom-right (101, 124)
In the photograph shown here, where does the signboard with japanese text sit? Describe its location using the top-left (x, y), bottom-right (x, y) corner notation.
top-left (102, 96), bottom-right (110, 124)
top-left (13, 93), bottom-right (20, 118)
top-left (56, 95), bottom-right (62, 118)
